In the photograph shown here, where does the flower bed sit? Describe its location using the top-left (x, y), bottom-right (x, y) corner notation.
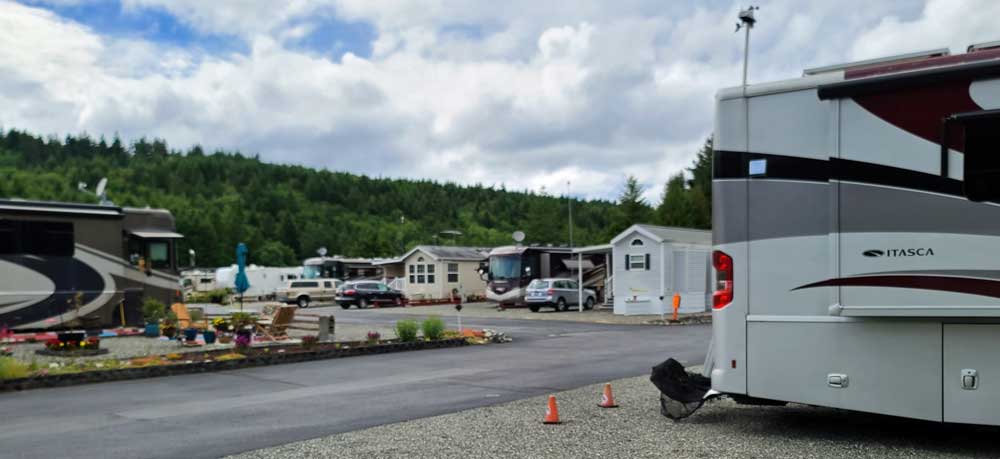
top-left (0, 337), bottom-right (469, 392)
top-left (35, 337), bottom-right (109, 357)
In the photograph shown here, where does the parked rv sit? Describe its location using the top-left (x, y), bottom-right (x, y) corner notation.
top-left (0, 199), bottom-right (183, 330)
top-left (215, 265), bottom-right (302, 301)
top-left (484, 245), bottom-right (573, 307)
top-left (303, 256), bottom-right (382, 281)
top-left (277, 278), bottom-right (341, 308)
top-left (524, 278), bottom-right (596, 312)
top-left (659, 45), bottom-right (1000, 427)
top-left (181, 268), bottom-right (217, 295)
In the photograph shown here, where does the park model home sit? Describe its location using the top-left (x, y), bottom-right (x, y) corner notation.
top-left (612, 224), bottom-right (711, 315)
top-left (375, 246), bottom-right (489, 301)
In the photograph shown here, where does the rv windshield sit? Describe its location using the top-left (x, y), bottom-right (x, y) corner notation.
top-left (490, 255), bottom-right (521, 280)
top-left (303, 265), bottom-right (322, 279)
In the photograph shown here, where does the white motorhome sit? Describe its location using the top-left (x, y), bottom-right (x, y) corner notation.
top-left (214, 265), bottom-right (303, 300)
top-left (661, 45), bottom-right (1000, 426)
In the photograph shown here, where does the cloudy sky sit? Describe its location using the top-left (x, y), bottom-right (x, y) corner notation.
top-left (1, 0), bottom-right (998, 202)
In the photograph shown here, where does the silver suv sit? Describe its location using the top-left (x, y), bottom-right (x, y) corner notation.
top-left (277, 278), bottom-right (342, 308)
top-left (524, 278), bottom-right (596, 312)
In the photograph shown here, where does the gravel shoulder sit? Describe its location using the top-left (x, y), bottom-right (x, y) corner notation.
top-left (230, 374), bottom-right (998, 459)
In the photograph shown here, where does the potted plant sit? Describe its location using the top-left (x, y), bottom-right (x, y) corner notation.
top-left (182, 327), bottom-right (198, 342)
top-left (142, 299), bottom-right (166, 337)
top-left (162, 311), bottom-right (179, 338)
top-left (203, 329), bottom-right (217, 344)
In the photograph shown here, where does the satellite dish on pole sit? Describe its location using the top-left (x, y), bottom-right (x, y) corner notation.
top-left (512, 231), bottom-right (525, 243)
top-left (317, 247), bottom-right (328, 257)
top-left (95, 178), bottom-right (107, 198)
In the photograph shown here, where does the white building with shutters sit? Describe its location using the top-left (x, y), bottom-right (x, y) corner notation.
top-left (610, 224), bottom-right (712, 316)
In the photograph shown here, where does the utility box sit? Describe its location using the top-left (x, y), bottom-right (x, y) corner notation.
top-left (318, 315), bottom-right (335, 341)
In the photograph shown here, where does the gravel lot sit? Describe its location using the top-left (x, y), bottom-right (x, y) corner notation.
top-left (230, 374), bottom-right (999, 459)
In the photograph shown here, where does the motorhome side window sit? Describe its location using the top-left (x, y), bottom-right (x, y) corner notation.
top-left (0, 220), bottom-right (74, 256)
top-left (148, 241), bottom-right (170, 269)
top-left (963, 117), bottom-right (1000, 202)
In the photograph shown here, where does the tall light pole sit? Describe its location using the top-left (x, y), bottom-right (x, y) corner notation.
top-left (736, 6), bottom-right (759, 89)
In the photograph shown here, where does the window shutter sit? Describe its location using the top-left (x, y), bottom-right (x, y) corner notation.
top-left (645, 253), bottom-right (651, 270)
top-left (625, 254), bottom-right (630, 271)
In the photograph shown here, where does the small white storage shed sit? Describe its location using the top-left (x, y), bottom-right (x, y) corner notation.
top-left (611, 224), bottom-right (712, 316)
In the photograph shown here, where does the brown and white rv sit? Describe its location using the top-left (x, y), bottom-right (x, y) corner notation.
top-left (0, 199), bottom-right (183, 330)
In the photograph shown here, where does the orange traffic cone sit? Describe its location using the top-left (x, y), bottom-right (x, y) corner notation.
top-left (543, 395), bottom-right (562, 424)
top-left (598, 383), bottom-right (619, 408)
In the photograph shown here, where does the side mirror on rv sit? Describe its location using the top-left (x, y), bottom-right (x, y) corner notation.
top-left (523, 266), bottom-right (531, 277)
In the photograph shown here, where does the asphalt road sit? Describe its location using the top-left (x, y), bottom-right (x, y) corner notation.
top-left (0, 309), bottom-right (710, 459)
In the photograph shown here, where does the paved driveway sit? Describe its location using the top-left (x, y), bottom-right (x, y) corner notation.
top-left (0, 310), bottom-right (710, 459)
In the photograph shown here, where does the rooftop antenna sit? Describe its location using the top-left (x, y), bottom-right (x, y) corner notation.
top-left (735, 6), bottom-right (759, 88)
top-left (78, 177), bottom-right (114, 206)
top-left (95, 177), bottom-right (110, 206)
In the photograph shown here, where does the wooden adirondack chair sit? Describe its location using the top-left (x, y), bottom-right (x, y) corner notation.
top-left (255, 305), bottom-right (296, 340)
top-left (171, 303), bottom-right (207, 330)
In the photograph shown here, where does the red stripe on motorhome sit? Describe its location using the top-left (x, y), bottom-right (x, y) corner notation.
top-left (794, 275), bottom-right (1000, 299)
top-left (853, 81), bottom-right (981, 152)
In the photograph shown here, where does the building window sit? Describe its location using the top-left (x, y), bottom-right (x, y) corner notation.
top-left (417, 265), bottom-right (425, 274)
top-left (628, 254), bottom-right (647, 270)
top-left (409, 275), bottom-right (416, 284)
top-left (409, 265), bottom-right (415, 274)
top-left (417, 275), bottom-right (425, 283)
top-left (427, 264), bottom-right (435, 274)
top-left (427, 274), bottom-right (435, 283)
top-left (447, 263), bottom-right (459, 283)
top-left (630, 238), bottom-right (644, 247)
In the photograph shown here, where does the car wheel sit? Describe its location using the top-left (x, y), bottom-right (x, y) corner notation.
top-left (394, 297), bottom-right (402, 307)
top-left (297, 296), bottom-right (310, 308)
top-left (585, 297), bottom-right (595, 310)
top-left (340, 303), bottom-right (351, 310)
top-left (359, 298), bottom-right (369, 309)
top-left (557, 298), bottom-right (568, 311)
top-left (529, 305), bottom-right (540, 312)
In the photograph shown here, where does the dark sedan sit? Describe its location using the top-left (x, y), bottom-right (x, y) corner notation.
top-left (336, 281), bottom-right (406, 309)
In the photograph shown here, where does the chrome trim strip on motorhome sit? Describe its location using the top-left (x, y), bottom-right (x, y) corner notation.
top-left (747, 314), bottom-right (862, 323)
top-left (0, 204), bottom-right (121, 217)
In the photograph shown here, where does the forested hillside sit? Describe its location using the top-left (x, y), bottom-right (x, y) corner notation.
top-left (0, 129), bottom-right (634, 267)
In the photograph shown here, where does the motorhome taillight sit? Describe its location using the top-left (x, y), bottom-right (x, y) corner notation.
top-left (712, 250), bottom-right (734, 309)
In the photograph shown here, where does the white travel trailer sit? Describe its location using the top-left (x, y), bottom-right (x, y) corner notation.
top-left (611, 224), bottom-right (711, 315)
top-left (660, 45), bottom-right (1000, 426)
top-left (214, 265), bottom-right (303, 300)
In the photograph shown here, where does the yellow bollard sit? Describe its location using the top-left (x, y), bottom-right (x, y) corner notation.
top-left (672, 293), bottom-right (681, 321)
top-left (119, 300), bottom-right (126, 327)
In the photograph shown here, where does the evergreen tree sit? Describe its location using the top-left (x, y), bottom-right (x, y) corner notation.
top-left (611, 175), bottom-right (652, 235)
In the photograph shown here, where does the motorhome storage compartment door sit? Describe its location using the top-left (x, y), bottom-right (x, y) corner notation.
top-left (944, 324), bottom-right (1000, 426)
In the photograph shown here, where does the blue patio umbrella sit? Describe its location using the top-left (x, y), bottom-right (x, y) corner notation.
top-left (234, 243), bottom-right (250, 310)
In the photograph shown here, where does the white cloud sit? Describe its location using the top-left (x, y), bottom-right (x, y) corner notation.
top-left (1, 0), bottom-right (997, 204)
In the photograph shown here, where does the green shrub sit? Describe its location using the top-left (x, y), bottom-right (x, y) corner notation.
top-left (395, 320), bottom-right (419, 343)
top-left (142, 298), bottom-right (165, 324)
top-left (421, 316), bottom-right (446, 341)
top-left (0, 357), bottom-right (29, 380)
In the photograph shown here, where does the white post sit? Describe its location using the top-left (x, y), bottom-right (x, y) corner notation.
top-left (659, 243), bottom-right (666, 321)
top-left (578, 252), bottom-right (584, 312)
top-left (457, 309), bottom-right (462, 334)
